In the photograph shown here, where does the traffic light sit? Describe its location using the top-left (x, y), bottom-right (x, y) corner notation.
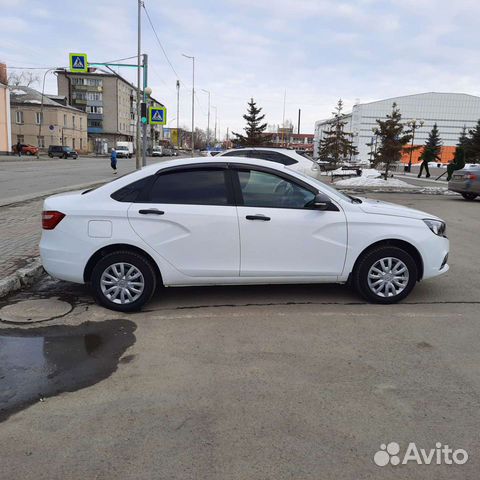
top-left (140, 102), bottom-right (148, 124)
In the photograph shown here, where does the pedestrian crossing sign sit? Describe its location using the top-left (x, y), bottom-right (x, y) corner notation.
top-left (69, 53), bottom-right (88, 73)
top-left (149, 106), bottom-right (167, 125)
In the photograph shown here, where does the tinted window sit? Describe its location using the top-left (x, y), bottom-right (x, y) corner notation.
top-left (148, 168), bottom-right (229, 205)
top-left (238, 169), bottom-right (315, 208)
top-left (223, 150), bottom-right (249, 157)
top-left (253, 151), bottom-right (297, 166)
top-left (111, 176), bottom-right (152, 202)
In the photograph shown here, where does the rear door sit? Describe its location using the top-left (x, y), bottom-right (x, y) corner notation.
top-left (128, 166), bottom-right (240, 277)
top-left (233, 166), bottom-right (347, 277)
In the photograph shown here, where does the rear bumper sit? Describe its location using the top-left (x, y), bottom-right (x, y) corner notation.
top-left (40, 232), bottom-right (87, 284)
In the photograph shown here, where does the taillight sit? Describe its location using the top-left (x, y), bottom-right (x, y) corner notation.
top-left (42, 211), bottom-right (65, 230)
top-left (465, 173), bottom-right (477, 181)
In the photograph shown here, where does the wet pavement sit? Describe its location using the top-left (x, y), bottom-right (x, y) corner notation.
top-left (0, 319), bottom-right (136, 422)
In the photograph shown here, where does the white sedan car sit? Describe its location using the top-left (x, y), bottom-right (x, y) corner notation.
top-left (217, 147), bottom-right (319, 177)
top-left (40, 157), bottom-right (449, 311)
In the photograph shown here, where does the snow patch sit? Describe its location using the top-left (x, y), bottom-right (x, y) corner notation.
top-left (25, 100), bottom-right (41, 104)
top-left (10, 89), bottom-right (26, 95)
top-left (336, 176), bottom-right (411, 188)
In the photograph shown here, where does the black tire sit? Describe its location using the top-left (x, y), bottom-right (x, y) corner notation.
top-left (48, 153), bottom-right (53, 158)
top-left (91, 251), bottom-right (157, 312)
top-left (353, 246), bottom-right (418, 304)
top-left (461, 192), bottom-right (478, 201)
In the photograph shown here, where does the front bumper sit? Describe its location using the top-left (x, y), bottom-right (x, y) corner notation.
top-left (421, 235), bottom-right (450, 280)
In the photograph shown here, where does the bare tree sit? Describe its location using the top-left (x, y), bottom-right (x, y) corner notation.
top-left (7, 71), bottom-right (40, 87)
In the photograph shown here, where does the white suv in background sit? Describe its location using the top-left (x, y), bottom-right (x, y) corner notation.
top-left (217, 148), bottom-right (319, 177)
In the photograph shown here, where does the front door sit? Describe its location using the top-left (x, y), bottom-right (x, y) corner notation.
top-left (128, 167), bottom-right (240, 277)
top-left (234, 168), bottom-right (347, 277)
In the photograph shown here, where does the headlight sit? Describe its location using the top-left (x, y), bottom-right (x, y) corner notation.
top-left (423, 219), bottom-right (447, 237)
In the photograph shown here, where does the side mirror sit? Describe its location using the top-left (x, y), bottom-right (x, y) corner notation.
top-left (312, 192), bottom-right (333, 210)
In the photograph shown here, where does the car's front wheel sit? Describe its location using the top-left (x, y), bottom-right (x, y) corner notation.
top-left (91, 251), bottom-right (157, 312)
top-left (353, 246), bottom-right (418, 304)
top-left (461, 192), bottom-right (478, 201)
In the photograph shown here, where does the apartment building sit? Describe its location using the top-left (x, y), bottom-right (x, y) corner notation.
top-left (9, 86), bottom-right (87, 152)
top-left (57, 70), bottom-right (163, 153)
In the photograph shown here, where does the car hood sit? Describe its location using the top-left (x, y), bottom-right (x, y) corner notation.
top-left (358, 197), bottom-right (440, 220)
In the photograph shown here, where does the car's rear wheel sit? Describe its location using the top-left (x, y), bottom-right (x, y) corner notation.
top-left (461, 192), bottom-right (478, 201)
top-left (91, 251), bottom-right (157, 312)
top-left (353, 246), bottom-right (418, 304)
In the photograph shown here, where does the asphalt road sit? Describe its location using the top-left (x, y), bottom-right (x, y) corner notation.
top-left (1, 193), bottom-right (479, 479)
top-left (0, 155), bottom-right (181, 203)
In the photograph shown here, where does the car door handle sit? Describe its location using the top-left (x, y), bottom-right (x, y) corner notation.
top-left (139, 209), bottom-right (165, 215)
top-left (246, 214), bottom-right (270, 221)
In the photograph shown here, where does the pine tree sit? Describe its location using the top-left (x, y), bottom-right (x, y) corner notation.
top-left (419, 123), bottom-right (442, 164)
top-left (466, 119), bottom-right (480, 163)
top-left (373, 103), bottom-right (412, 179)
top-left (232, 98), bottom-right (268, 147)
top-left (318, 99), bottom-right (358, 166)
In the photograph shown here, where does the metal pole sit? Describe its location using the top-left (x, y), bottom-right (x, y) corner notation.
top-left (212, 106), bottom-right (217, 144)
top-left (202, 89), bottom-right (210, 148)
top-left (37, 68), bottom-right (54, 158)
top-left (142, 53), bottom-right (148, 167)
top-left (176, 80), bottom-right (180, 149)
top-left (408, 128), bottom-right (415, 173)
top-left (297, 108), bottom-right (301, 134)
top-left (135, 0), bottom-right (142, 169)
top-left (192, 57), bottom-right (195, 155)
top-left (281, 90), bottom-right (286, 146)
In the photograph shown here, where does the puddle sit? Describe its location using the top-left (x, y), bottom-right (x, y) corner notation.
top-left (0, 319), bottom-right (136, 422)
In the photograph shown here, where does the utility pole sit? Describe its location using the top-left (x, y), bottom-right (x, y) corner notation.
top-left (182, 54), bottom-right (195, 156)
top-left (281, 89), bottom-right (286, 146)
top-left (176, 79), bottom-right (180, 149)
top-left (202, 89), bottom-right (211, 148)
top-left (136, 0), bottom-right (142, 169)
top-left (297, 108), bottom-right (301, 134)
top-left (142, 53), bottom-right (148, 167)
top-left (212, 106), bottom-right (217, 145)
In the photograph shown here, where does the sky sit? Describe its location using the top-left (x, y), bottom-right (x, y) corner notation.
top-left (1, 0), bottom-right (480, 139)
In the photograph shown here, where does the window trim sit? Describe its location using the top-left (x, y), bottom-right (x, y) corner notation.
top-left (137, 165), bottom-right (235, 206)
top-left (229, 163), bottom-right (338, 211)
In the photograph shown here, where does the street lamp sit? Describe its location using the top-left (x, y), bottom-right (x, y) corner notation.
top-left (182, 53), bottom-right (195, 156)
top-left (405, 119), bottom-right (424, 173)
top-left (37, 67), bottom-right (58, 158)
top-left (201, 89), bottom-right (211, 148)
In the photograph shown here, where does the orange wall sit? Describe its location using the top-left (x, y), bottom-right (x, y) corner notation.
top-left (401, 145), bottom-right (456, 164)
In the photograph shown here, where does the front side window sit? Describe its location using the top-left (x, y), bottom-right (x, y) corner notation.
top-left (237, 169), bottom-right (315, 209)
top-left (148, 168), bottom-right (229, 205)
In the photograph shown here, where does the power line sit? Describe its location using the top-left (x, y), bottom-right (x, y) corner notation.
top-left (142, 2), bottom-right (183, 84)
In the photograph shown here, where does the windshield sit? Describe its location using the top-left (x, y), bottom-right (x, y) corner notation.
top-left (117, 146), bottom-right (128, 150)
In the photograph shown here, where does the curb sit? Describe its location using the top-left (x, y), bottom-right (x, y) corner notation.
top-left (0, 257), bottom-right (44, 299)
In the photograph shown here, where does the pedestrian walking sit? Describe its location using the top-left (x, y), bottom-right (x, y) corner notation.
top-left (110, 148), bottom-right (118, 174)
top-left (15, 140), bottom-right (22, 157)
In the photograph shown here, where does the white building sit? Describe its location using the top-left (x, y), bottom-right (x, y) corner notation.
top-left (314, 93), bottom-right (480, 163)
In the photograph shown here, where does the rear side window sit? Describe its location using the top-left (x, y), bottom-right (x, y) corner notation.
top-left (222, 150), bottom-right (249, 157)
top-left (148, 168), bottom-right (229, 205)
top-left (111, 176), bottom-right (152, 202)
top-left (253, 151), bottom-right (297, 166)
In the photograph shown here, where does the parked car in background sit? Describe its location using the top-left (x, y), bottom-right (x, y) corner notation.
top-left (12, 144), bottom-right (39, 156)
top-left (217, 147), bottom-right (319, 177)
top-left (40, 156), bottom-right (449, 312)
top-left (448, 165), bottom-right (480, 200)
top-left (152, 146), bottom-right (163, 157)
top-left (48, 145), bottom-right (78, 159)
